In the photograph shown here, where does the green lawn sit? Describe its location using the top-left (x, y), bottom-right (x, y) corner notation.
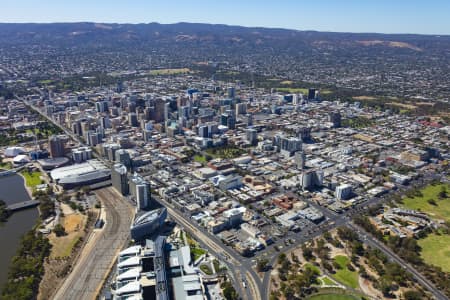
top-left (194, 155), bottom-right (207, 164)
top-left (200, 264), bottom-right (213, 275)
top-left (276, 87), bottom-right (309, 94)
top-left (21, 171), bottom-right (42, 189)
top-left (0, 161), bottom-right (12, 170)
top-left (304, 263), bottom-right (321, 274)
top-left (319, 276), bottom-right (336, 286)
top-left (191, 247), bottom-right (207, 261)
top-left (276, 87), bottom-right (333, 95)
top-left (205, 146), bottom-right (245, 159)
top-left (418, 233), bottom-right (450, 272)
top-left (401, 183), bottom-right (450, 222)
top-left (307, 294), bottom-right (360, 300)
top-left (332, 255), bottom-right (359, 289)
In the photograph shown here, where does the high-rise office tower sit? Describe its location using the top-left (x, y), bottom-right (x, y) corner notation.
top-left (235, 103), bottom-right (247, 115)
top-left (49, 135), bottom-right (65, 158)
top-left (329, 112), bottom-right (341, 128)
top-left (128, 113), bottom-right (138, 127)
top-left (115, 149), bottom-right (131, 169)
top-left (129, 173), bottom-right (151, 210)
top-left (111, 163), bottom-right (129, 196)
top-left (246, 128), bottom-right (258, 146)
top-left (227, 86), bottom-right (235, 99)
top-left (95, 101), bottom-right (109, 113)
top-left (298, 127), bottom-right (311, 141)
top-left (308, 88), bottom-right (316, 100)
top-left (295, 151), bottom-right (306, 170)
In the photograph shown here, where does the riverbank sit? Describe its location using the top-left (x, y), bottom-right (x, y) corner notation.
top-left (0, 168), bottom-right (51, 298)
top-left (0, 173), bottom-right (39, 295)
top-left (1, 226), bottom-right (51, 299)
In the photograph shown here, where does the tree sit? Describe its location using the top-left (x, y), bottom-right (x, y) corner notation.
top-left (438, 186), bottom-right (448, 199)
top-left (427, 198), bottom-right (437, 206)
top-left (278, 253), bottom-right (287, 264)
top-left (53, 224), bottom-right (66, 237)
top-left (221, 281), bottom-right (238, 300)
top-left (256, 258), bottom-right (269, 272)
top-left (0, 199), bottom-right (11, 222)
top-left (404, 290), bottom-right (423, 300)
top-left (302, 245), bottom-right (314, 261)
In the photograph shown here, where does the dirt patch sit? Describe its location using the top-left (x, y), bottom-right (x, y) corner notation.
top-left (38, 211), bottom-right (97, 300)
top-left (416, 102), bottom-right (434, 106)
top-left (60, 202), bottom-right (75, 215)
top-left (357, 40), bottom-right (422, 51)
top-left (386, 102), bottom-right (417, 110)
top-left (352, 96), bottom-right (377, 101)
top-left (48, 213), bottom-right (86, 259)
top-left (359, 277), bottom-right (383, 299)
top-left (64, 214), bottom-right (84, 233)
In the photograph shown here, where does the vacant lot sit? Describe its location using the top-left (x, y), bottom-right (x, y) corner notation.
top-left (401, 183), bottom-right (450, 222)
top-left (49, 213), bottom-right (86, 258)
top-left (332, 255), bottom-right (359, 289)
top-left (418, 233), bottom-right (450, 272)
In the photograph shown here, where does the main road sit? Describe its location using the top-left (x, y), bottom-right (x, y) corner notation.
top-left (349, 222), bottom-right (448, 300)
top-left (52, 187), bottom-right (134, 300)
top-left (153, 195), bottom-right (260, 300)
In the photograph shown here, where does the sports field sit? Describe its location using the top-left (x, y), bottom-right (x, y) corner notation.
top-left (418, 233), bottom-right (450, 272)
top-left (401, 183), bottom-right (450, 222)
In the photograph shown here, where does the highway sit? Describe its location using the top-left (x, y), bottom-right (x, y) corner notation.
top-left (52, 187), bottom-right (134, 300)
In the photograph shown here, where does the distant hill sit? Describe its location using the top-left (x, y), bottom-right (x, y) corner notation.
top-left (0, 22), bottom-right (449, 99)
top-left (0, 22), bottom-right (448, 50)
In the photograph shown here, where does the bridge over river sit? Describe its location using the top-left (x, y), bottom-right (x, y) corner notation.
top-left (7, 200), bottom-right (40, 212)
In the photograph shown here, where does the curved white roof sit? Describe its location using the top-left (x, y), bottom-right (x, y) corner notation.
top-left (13, 154), bottom-right (30, 163)
top-left (5, 146), bottom-right (25, 157)
top-left (116, 267), bottom-right (141, 282)
top-left (119, 245), bottom-right (141, 257)
top-left (118, 256), bottom-right (140, 269)
top-left (115, 281), bottom-right (141, 296)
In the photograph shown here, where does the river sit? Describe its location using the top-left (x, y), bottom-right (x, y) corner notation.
top-left (0, 173), bottom-right (39, 293)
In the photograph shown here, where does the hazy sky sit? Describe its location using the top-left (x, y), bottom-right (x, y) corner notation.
top-left (1, 0), bottom-right (449, 35)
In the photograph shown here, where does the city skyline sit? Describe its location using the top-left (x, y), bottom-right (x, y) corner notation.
top-left (1, 0), bottom-right (450, 35)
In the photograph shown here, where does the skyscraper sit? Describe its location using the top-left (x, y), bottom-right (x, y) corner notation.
top-left (308, 88), bottom-right (316, 100)
top-left (129, 173), bottom-right (151, 210)
top-left (115, 149), bottom-right (131, 169)
top-left (295, 151), bottom-right (306, 170)
top-left (111, 163), bottom-right (129, 196)
top-left (227, 86), bottom-right (235, 99)
top-left (128, 113), bottom-right (138, 127)
top-left (49, 135), bottom-right (65, 158)
top-left (329, 112), bottom-right (342, 128)
top-left (245, 128), bottom-right (258, 146)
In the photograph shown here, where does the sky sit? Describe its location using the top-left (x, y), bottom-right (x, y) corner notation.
top-left (1, 0), bottom-right (449, 35)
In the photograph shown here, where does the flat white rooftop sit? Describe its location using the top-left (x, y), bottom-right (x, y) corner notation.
top-left (50, 159), bottom-right (108, 180)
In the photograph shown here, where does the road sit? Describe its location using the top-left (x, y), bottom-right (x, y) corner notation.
top-left (53, 187), bottom-right (134, 300)
top-left (261, 174), bottom-right (447, 300)
top-left (350, 222), bottom-right (448, 300)
top-left (154, 195), bottom-right (260, 300)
